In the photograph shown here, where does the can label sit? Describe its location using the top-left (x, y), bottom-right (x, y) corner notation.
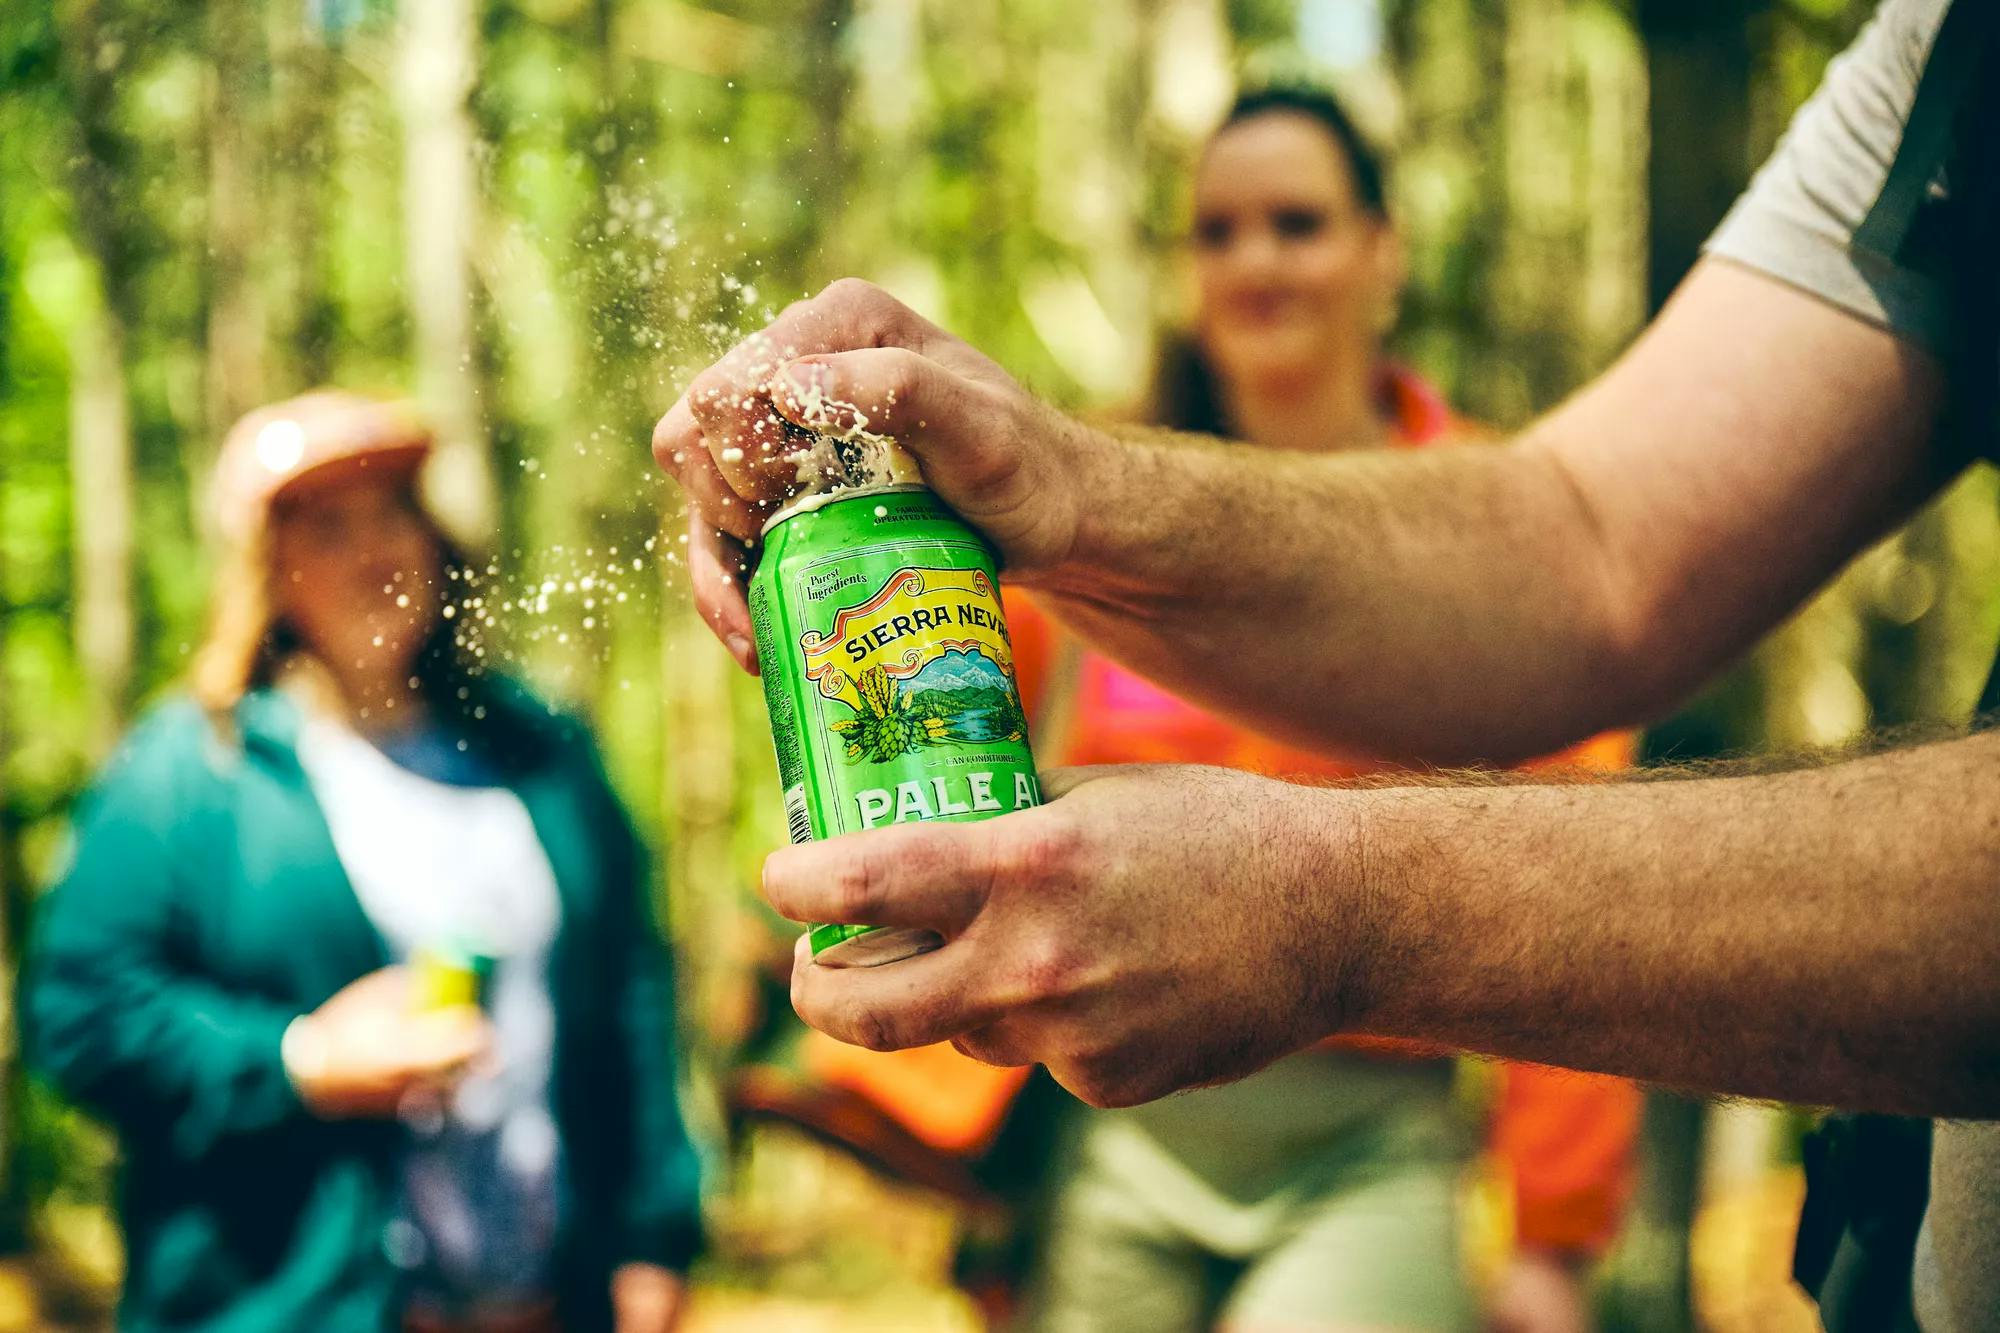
top-left (750, 486), bottom-right (1040, 965)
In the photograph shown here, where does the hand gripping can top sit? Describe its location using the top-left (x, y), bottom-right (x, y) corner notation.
top-left (749, 482), bottom-right (1042, 967)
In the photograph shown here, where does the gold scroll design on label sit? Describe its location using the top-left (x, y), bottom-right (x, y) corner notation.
top-left (801, 566), bottom-right (1013, 711)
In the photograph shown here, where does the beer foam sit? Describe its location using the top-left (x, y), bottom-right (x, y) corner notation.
top-left (773, 370), bottom-right (922, 493)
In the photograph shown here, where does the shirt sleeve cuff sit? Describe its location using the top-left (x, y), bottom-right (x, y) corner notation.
top-left (1705, 201), bottom-right (1953, 357)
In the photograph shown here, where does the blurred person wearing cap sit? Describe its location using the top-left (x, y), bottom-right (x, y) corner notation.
top-left (659, 2), bottom-right (2000, 1329)
top-left (25, 391), bottom-right (702, 1333)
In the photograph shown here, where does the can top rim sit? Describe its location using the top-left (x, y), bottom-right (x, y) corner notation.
top-left (761, 482), bottom-right (930, 537)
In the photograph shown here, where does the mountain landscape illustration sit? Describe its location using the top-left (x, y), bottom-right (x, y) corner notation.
top-left (908, 648), bottom-right (1010, 696)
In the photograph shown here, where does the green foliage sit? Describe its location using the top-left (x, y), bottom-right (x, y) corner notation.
top-left (1, 0), bottom-right (1995, 1317)
top-left (830, 666), bottom-right (951, 762)
top-left (909, 684), bottom-right (1026, 742)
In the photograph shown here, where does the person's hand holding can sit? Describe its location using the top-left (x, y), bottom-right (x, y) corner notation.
top-left (281, 964), bottom-right (493, 1120)
top-left (651, 278), bottom-right (1106, 673)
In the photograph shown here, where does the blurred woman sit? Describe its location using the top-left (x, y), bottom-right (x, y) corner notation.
top-left (1014, 88), bottom-right (1641, 1333)
top-left (26, 392), bottom-right (701, 1333)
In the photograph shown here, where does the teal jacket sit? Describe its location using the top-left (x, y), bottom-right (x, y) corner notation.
top-left (22, 681), bottom-right (703, 1332)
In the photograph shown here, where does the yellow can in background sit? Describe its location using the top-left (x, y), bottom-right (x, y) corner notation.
top-left (410, 943), bottom-right (494, 1011)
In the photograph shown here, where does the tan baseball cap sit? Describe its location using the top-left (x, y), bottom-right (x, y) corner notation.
top-left (211, 391), bottom-right (433, 543)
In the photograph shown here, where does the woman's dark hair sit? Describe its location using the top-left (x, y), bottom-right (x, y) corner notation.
top-left (1219, 84), bottom-right (1388, 220)
top-left (1152, 84), bottom-right (1391, 435)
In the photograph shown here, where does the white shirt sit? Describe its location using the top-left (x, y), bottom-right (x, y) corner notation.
top-left (297, 716), bottom-right (564, 1305)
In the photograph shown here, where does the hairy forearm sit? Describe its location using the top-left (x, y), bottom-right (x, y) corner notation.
top-left (1337, 732), bottom-right (2000, 1115)
top-left (1027, 424), bottom-right (1633, 763)
top-left (1019, 265), bottom-right (1941, 765)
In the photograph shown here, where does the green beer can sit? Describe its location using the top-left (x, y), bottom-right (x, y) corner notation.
top-left (749, 482), bottom-right (1042, 967)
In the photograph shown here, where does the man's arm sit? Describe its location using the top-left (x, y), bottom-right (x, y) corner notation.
top-left (760, 735), bottom-right (2000, 1116)
top-left (1355, 732), bottom-right (2000, 1114)
top-left (656, 262), bottom-right (1945, 763)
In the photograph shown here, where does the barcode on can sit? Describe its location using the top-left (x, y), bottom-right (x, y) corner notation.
top-left (783, 783), bottom-right (814, 844)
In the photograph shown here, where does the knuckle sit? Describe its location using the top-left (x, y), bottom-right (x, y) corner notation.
top-left (686, 374), bottom-right (754, 447)
top-left (1010, 930), bottom-right (1080, 1003)
top-left (873, 348), bottom-right (920, 405)
top-left (820, 276), bottom-right (882, 307)
top-left (848, 1004), bottom-right (902, 1053)
top-left (685, 364), bottom-right (732, 411)
top-left (828, 844), bottom-right (884, 923)
top-left (903, 820), bottom-right (960, 875)
top-left (1008, 815), bottom-right (1083, 886)
top-left (649, 417), bottom-right (686, 471)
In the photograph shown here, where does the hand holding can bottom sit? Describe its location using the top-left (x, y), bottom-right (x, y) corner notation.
top-left (768, 763), bottom-right (1371, 1108)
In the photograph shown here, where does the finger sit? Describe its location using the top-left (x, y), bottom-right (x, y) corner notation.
top-left (397, 1081), bottom-right (449, 1126)
top-left (761, 820), bottom-right (995, 934)
top-left (786, 277), bottom-right (998, 383)
top-left (683, 364), bottom-right (818, 501)
top-left (769, 349), bottom-right (955, 439)
top-left (669, 280), bottom-right (963, 494)
top-left (656, 402), bottom-right (771, 544)
top-left (790, 938), bottom-right (1004, 1051)
top-left (676, 281), bottom-right (920, 501)
top-left (687, 512), bottom-right (758, 671)
top-left (337, 963), bottom-right (411, 1009)
top-left (649, 390), bottom-right (698, 478)
top-left (770, 349), bottom-right (1013, 491)
top-left (659, 375), bottom-right (800, 504)
top-left (404, 1006), bottom-right (492, 1073)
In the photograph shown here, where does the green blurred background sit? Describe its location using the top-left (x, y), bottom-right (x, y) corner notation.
top-left (2, 0), bottom-right (1996, 1328)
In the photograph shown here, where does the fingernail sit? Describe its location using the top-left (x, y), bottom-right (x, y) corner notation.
top-left (726, 633), bottom-right (753, 663)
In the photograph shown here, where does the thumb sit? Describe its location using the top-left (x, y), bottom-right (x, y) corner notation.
top-left (771, 349), bottom-right (1017, 498)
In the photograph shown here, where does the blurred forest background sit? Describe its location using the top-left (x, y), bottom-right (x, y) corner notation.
top-left (2, 0), bottom-right (1997, 1329)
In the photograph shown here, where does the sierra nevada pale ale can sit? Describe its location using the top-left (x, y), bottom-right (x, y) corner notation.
top-left (750, 482), bottom-right (1042, 967)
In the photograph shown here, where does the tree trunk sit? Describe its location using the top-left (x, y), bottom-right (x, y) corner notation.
top-left (67, 281), bottom-right (137, 759)
top-left (1639, 0), bottom-right (1765, 308)
top-left (0, 237), bottom-right (24, 1256)
top-left (397, 0), bottom-right (495, 541)
top-left (660, 577), bottom-right (744, 1109)
top-left (1601, 1092), bottom-right (1707, 1333)
top-left (54, 0), bottom-right (138, 755)
top-left (202, 0), bottom-right (268, 475)
top-left (269, 0), bottom-right (337, 392)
